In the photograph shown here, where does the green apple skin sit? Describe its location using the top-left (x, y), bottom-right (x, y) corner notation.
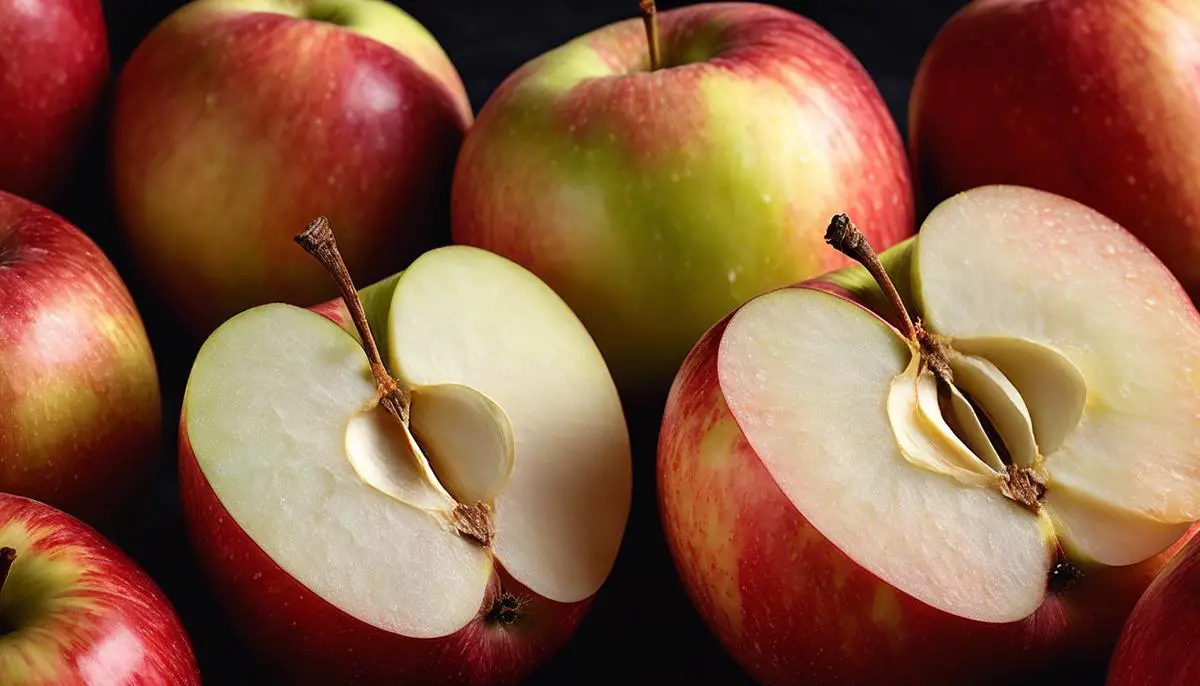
top-left (451, 2), bottom-right (913, 396)
top-left (0, 192), bottom-right (161, 523)
top-left (112, 0), bottom-right (472, 336)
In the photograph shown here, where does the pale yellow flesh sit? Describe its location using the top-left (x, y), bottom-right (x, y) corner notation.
top-left (409, 383), bottom-right (515, 506)
top-left (916, 185), bottom-right (1200, 563)
top-left (721, 291), bottom-right (1052, 623)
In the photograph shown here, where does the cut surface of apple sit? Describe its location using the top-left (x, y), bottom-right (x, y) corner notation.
top-left (183, 244), bottom-right (631, 638)
top-left (718, 185), bottom-right (1200, 623)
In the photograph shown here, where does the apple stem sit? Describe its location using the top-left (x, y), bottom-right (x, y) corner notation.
top-left (295, 217), bottom-right (412, 424)
top-left (640, 0), bottom-right (662, 71)
top-left (0, 547), bottom-right (14, 597)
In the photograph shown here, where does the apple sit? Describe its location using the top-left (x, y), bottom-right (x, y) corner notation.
top-left (451, 1), bottom-right (913, 396)
top-left (658, 185), bottom-right (1200, 684)
top-left (179, 218), bottom-right (632, 683)
top-left (0, 191), bottom-right (161, 522)
top-left (0, 0), bottom-right (108, 204)
top-left (1107, 533), bottom-right (1200, 685)
top-left (112, 0), bottom-right (473, 337)
top-left (909, 0), bottom-right (1200, 299)
top-left (0, 493), bottom-right (199, 683)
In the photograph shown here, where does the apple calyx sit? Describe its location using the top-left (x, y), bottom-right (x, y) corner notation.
top-left (639, 0), bottom-right (662, 71)
top-left (295, 217), bottom-right (503, 548)
top-left (825, 214), bottom-right (1048, 514)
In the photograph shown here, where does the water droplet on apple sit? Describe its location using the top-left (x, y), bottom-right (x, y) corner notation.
top-left (1105, 245), bottom-right (1117, 255)
top-left (1145, 298), bottom-right (1158, 306)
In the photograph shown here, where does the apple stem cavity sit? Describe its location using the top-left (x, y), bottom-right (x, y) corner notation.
top-left (295, 216), bottom-right (412, 424)
top-left (0, 547), bottom-right (14, 598)
top-left (639, 0), bottom-right (662, 71)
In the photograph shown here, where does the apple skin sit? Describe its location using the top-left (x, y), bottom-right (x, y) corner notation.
top-left (0, 493), bottom-right (198, 684)
top-left (658, 304), bottom-right (1197, 685)
top-left (112, 0), bottom-right (473, 336)
top-left (0, 0), bottom-right (108, 204)
top-left (176, 300), bottom-right (594, 685)
top-left (910, 0), bottom-right (1200, 297)
top-left (0, 191), bottom-right (161, 523)
top-left (1107, 532), bottom-right (1200, 685)
top-left (452, 2), bottom-right (913, 396)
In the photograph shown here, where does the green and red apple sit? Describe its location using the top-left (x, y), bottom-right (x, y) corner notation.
top-left (179, 219), bottom-right (632, 684)
top-left (910, 0), bottom-right (1200, 299)
top-left (0, 493), bottom-right (199, 684)
top-left (112, 0), bottom-right (473, 336)
top-left (0, 0), bottom-right (108, 204)
top-left (659, 185), bottom-right (1200, 684)
top-left (452, 2), bottom-right (913, 395)
top-left (0, 191), bottom-right (161, 522)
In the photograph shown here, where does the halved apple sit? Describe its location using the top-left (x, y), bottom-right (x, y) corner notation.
top-left (180, 219), bottom-right (631, 685)
top-left (659, 185), bottom-right (1200, 685)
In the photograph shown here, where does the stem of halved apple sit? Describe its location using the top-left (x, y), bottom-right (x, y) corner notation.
top-left (825, 214), bottom-right (1047, 514)
top-left (296, 217), bottom-right (499, 548)
top-left (640, 0), bottom-right (662, 71)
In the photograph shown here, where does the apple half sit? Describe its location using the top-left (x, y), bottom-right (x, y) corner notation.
top-left (180, 220), bottom-right (631, 684)
top-left (659, 185), bottom-right (1200, 685)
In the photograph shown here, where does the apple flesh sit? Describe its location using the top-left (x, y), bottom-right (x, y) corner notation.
top-left (452, 2), bottom-right (913, 395)
top-left (180, 239), bottom-right (631, 684)
top-left (0, 493), bottom-right (198, 684)
top-left (0, 191), bottom-right (161, 522)
top-left (910, 0), bottom-right (1200, 299)
top-left (1107, 535), bottom-right (1200, 686)
top-left (0, 0), bottom-right (108, 204)
top-left (659, 185), bottom-right (1200, 684)
top-left (112, 0), bottom-right (473, 336)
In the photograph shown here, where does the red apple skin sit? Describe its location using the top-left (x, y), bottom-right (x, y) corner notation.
top-left (0, 0), bottom-right (108, 204)
top-left (112, 0), bottom-right (472, 336)
top-left (658, 305), bottom-right (1197, 685)
top-left (0, 493), bottom-right (198, 684)
top-left (910, 0), bottom-right (1200, 297)
top-left (453, 2), bottom-right (913, 396)
top-left (179, 414), bottom-right (590, 685)
top-left (1107, 532), bottom-right (1200, 685)
top-left (0, 192), bottom-right (161, 523)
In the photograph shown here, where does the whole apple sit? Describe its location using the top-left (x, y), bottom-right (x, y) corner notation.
top-left (0, 493), bottom-right (199, 683)
top-left (180, 220), bottom-right (631, 684)
top-left (452, 2), bottom-right (913, 396)
top-left (112, 0), bottom-right (473, 336)
top-left (1107, 533), bottom-right (1200, 685)
top-left (0, 0), bottom-right (108, 204)
top-left (910, 0), bottom-right (1200, 298)
top-left (660, 186), bottom-right (1200, 684)
top-left (0, 191), bottom-right (161, 522)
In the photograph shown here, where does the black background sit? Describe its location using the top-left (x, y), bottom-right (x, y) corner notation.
top-left (62, 1), bottom-right (971, 683)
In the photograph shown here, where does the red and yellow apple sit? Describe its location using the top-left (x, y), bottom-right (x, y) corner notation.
top-left (0, 0), bottom-right (108, 204)
top-left (659, 185), bottom-right (1200, 684)
top-left (112, 0), bottom-right (473, 336)
top-left (910, 0), bottom-right (1200, 298)
top-left (452, 2), bottom-right (913, 395)
top-left (0, 191), bottom-right (161, 522)
top-left (0, 493), bottom-right (199, 684)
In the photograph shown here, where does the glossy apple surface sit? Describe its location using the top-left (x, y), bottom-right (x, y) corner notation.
top-left (453, 2), bottom-right (912, 395)
top-left (0, 191), bottom-right (161, 522)
top-left (112, 0), bottom-right (473, 336)
top-left (0, 493), bottom-right (198, 684)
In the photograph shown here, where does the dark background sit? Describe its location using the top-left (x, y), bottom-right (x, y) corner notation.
top-left (66, 1), bottom-right (971, 683)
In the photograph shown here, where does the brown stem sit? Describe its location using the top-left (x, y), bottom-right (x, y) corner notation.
top-left (639, 0), bottom-right (662, 71)
top-left (0, 548), bottom-right (15, 596)
top-left (825, 214), bottom-right (917, 342)
top-left (295, 217), bottom-right (411, 423)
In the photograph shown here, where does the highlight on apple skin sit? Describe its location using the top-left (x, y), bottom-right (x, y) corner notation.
top-left (1107, 532), bottom-right (1200, 685)
top-left (658, 185), bottom-right (1200, 685)
top-left (0, 0), bottom-right (109, 204)
top-left (112, 0), bottom-right (474, 337)
top-left (178, 220), bottom-right (632, 685)
top-left (910, 0), bottom-right (1200, 301)
top-left (452, 1), bottom-right (913, 397)
top-left (0, 191), bottom-right (162, 523)
top-left (0, 493), bottom-right (200, 684)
